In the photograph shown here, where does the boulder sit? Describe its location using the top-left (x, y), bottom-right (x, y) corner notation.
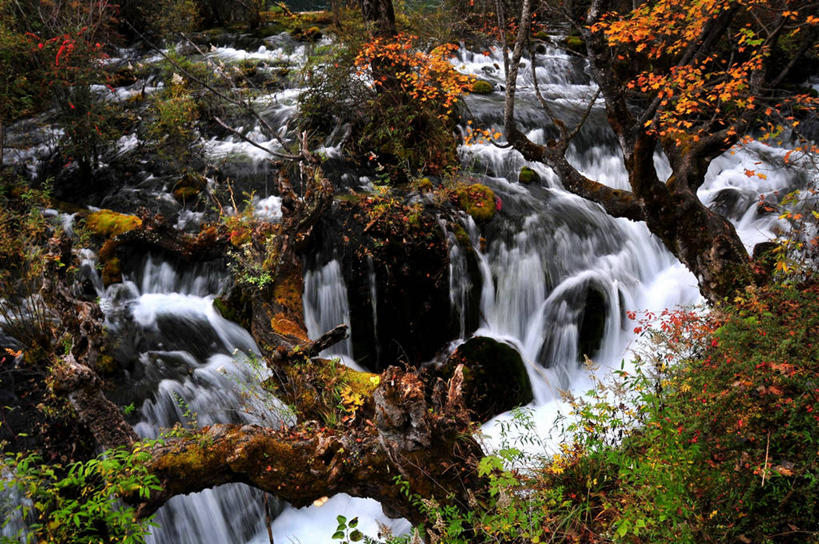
top-left (441, 336), bottom-right (533, 423)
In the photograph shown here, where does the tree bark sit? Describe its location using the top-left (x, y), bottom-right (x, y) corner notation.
top-left (131, 365), bottom-right (486, 524)
top-left (359, 0), bottom-right (396, 37)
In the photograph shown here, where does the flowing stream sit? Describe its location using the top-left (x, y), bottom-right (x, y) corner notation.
top-left (2, 22), bottom-right (808, 544)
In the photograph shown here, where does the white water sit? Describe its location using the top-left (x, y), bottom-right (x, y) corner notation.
top-left (3, 26), bottom-right (810, 544)
top-left (101, 35), bottom-right (810, 544)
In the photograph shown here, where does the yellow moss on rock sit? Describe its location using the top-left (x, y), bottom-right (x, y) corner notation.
top-left (456, 183), bottom-right (497, 223)
top-left (86, 210), bottom-right (142, 237)
top-left (470, 79), bottom-right (494, 94)
top-left (270, 312), bottom-right (308, 341)
top-left (102, 257), bottom-right (122, 286)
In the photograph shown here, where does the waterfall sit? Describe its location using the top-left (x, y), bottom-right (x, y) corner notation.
top-left (2, 24), bottom-right (807, 544)
top-left (102, 256), bottom-right (289, 544)
top-left (449, 40), bottom-right (802, 450)
top-left (303, 259), bottom-right (354, 359)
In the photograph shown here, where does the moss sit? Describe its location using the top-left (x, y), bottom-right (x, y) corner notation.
top-left (94, 354), bottom-right (117, 375)
top-left (101, 257), bottom-right (122, 286)
top-left (533, 30), bottom-right (550, 41)
top-left (273, 270), bottom-right (305, 319)
top-left (173, 186), bottom-right (200, 201)
top-left (415, 177), bottom-right (434, 192)
top-left (302, 26), bottom-right (322, 41)
top-left (451, 223), bottom-right (470, 247)
top-left (456, 183), bottom-right (497, 223)
top-left (518, 166), bottom-right (540, 184)
top-left (270, 312), bottom-right (308, 341)
top-left (86, 210), bottom-right (142, 237)
top-left (470, 79), bottom-right (494, 95)
top-left (564, 35), bottom-right (585, 53)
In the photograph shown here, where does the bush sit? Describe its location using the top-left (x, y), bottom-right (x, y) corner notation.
top-left (299, 31), bottom-right (472, 179)
top-left (0, 447), bottom-right (161, 543)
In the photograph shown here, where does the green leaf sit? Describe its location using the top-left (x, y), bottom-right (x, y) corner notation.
top-left (350, 529), bottom-right (363, 541)
top-left (336, 514), bottom-right (347, 527)
top-left (348, 517), bottom-right (358, 528)
top-left (331, 530), bottom-right (345, 539)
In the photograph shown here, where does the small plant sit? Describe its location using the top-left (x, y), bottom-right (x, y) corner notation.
top-left (332, 515), bottom-right (364, 543)
top-left (0, 447), bottom-right (162, 543)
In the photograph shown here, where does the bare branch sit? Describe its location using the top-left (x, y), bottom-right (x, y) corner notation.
top-left (213, 115), bottom-right (301, 160)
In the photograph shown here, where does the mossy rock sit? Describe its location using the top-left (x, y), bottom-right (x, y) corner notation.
top-left (415, 177), bottom-right (434, 192)
top-left (518, 166), bottom-right (540, 184)
top-left (470, 79), bottom-right (494, 95)
top-left (101, 257), bottom-right (122, 286)
top-left (456, 183), bottom-right (497, 223)
top-left (86, 210), bottom-right (142, 237)
top-left (533, 30), bottom-right (550, 41)
top-left (564, 35), bottom-right (585, 53)
top-left (302, 26), bottom-right (322, 41)
top-left (441, 336), bottom-right (533, 422)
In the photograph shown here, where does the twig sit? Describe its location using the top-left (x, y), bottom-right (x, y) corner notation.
top-left (213, 116), bottom-right (301, 161)
top-left (762, 430), bottom-right (771, 487)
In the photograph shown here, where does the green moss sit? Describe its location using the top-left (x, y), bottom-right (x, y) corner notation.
top-left (470, 79), bottom-right (494, 95)
top-left (564, 35), bottom-right (585, 53)
top-left (518, 166), bottom-right (540, 184)
top-left (86, 210), bottom-right (142, 237)
top-left (94, 354), bottom-right (117, 375)
top-left (456, 183), bottom-right (497, 223)
top-left (533, 30), bottom-right (550, 41)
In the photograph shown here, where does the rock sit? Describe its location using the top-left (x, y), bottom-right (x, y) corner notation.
top-left (441, 337), bottom-right (533, 423)
top-left (309, 197), bottom-right (452, 371)
top-left (518, 166), bottom-right (540, 184)
top-left (456, 183), bottom-right (496, 223)
top-left (470, 79), bottom-right (494, 95)
top-left (578, 286), bottom-right (607, 360)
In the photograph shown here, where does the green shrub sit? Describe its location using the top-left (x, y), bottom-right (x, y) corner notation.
top-left (0, 447), bottom-right (161, 543)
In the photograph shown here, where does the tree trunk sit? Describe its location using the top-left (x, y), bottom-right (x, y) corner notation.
top-left (359, 0), bottom-right (396, 36)
top-left (0, 118), bottom-right (4, 170)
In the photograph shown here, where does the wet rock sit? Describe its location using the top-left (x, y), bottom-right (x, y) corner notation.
top-left (440, 336), bottom-right (533, 423)
top-left (309, 197), bottom-right (452, 370)
top-left (578, 285), bottom-right (607, 360)
top-left (518, 166), bottom-right (540, 184)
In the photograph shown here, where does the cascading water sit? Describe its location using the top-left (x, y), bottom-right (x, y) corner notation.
top-left (101, 255), bottom-right (289, 544)
top-left (2, 20), bottom-right (808, 544)
top-left (447, 41), bottom-right (804, 446)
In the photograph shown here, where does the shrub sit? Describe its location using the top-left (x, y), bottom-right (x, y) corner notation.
top-left (0, 447), bottom-right (161, 543)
